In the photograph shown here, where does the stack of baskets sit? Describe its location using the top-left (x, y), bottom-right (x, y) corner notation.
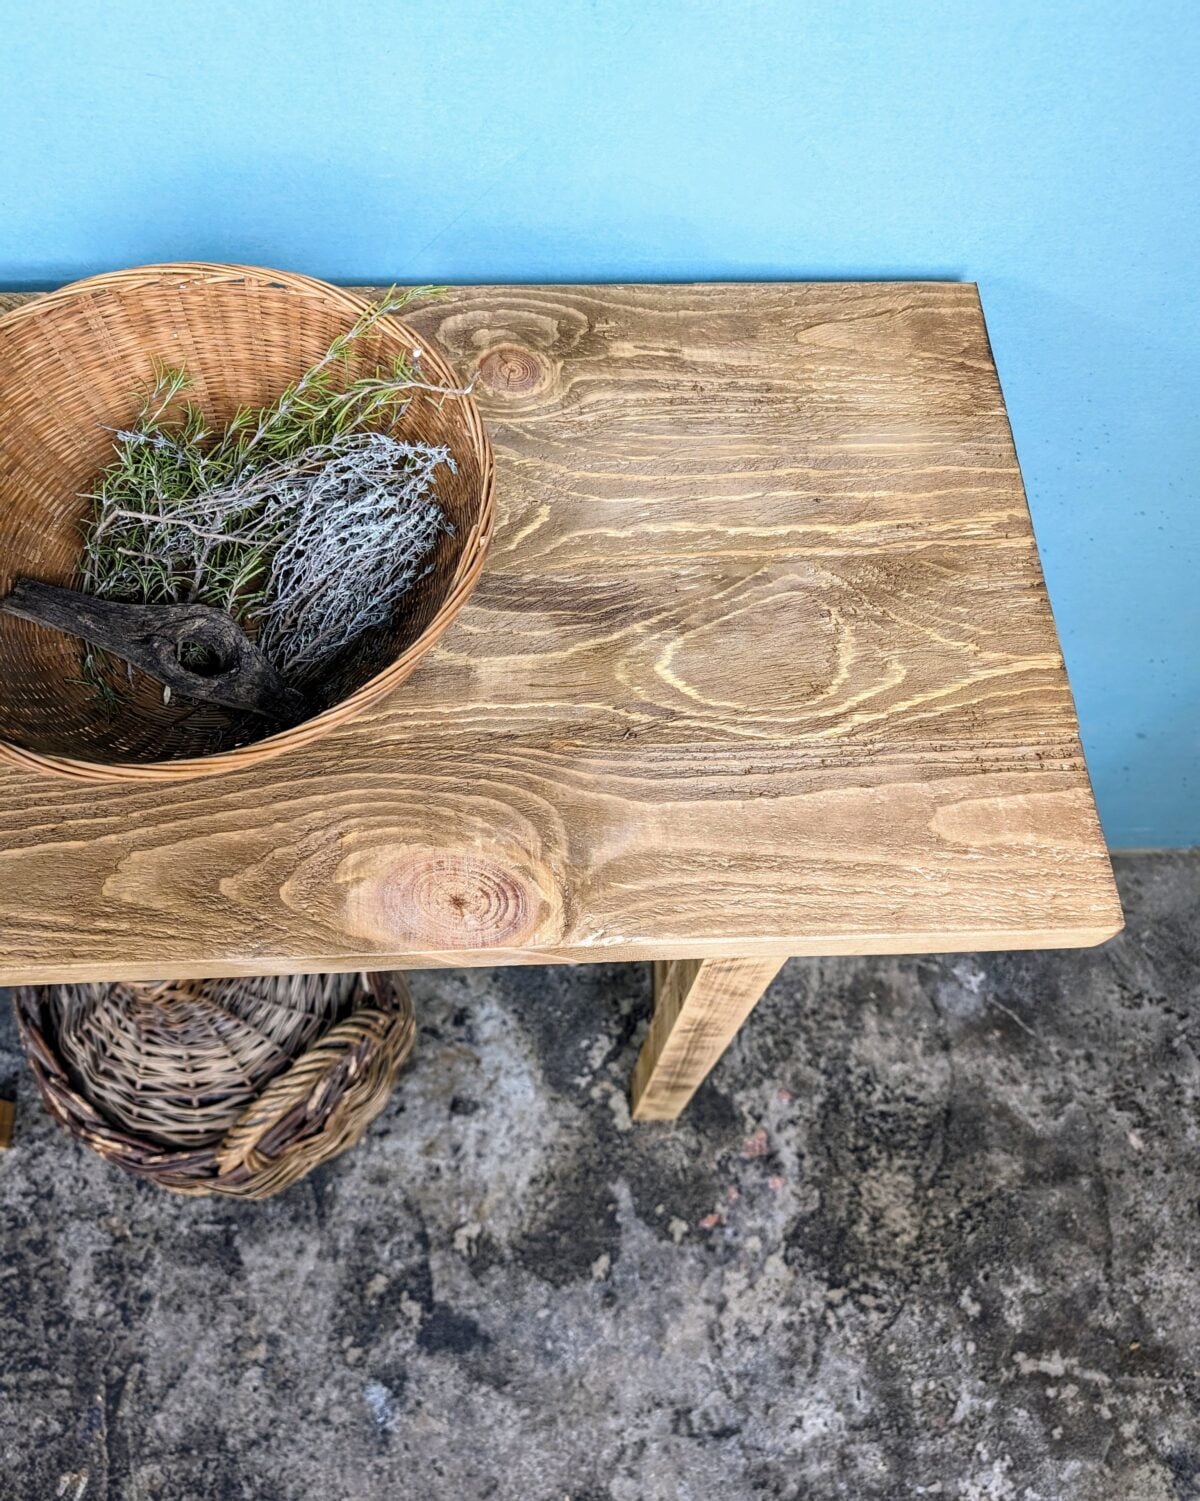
top-left (14, 971), bottom-right (416, 1197)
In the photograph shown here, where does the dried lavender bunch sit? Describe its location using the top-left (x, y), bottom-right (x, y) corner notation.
top-left (79, 287), bottom-right (466, 690)
top-left (250, 432), bottom-right (454, 682)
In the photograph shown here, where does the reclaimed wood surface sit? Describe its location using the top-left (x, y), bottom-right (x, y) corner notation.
top-left (0, 283), bottom-right (1120, 984)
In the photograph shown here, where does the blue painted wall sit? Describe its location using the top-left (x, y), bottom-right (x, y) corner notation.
top-left (2, 1), bottom-right (1196, 845)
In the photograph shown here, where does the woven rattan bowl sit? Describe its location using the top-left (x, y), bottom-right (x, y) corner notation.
top-left (0, 263), bottom-right (494, 781)
top-left (14, 970), bottom-right (416, 1198)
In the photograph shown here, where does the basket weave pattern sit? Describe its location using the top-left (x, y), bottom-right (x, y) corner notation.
top-left (0, 263), bottom-right (495, 781)
top-left (15, 970), bottom-right (415, 1198)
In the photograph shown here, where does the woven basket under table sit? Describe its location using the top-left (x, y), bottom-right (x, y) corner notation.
top-left (14, 970), bottom-right (415, 1198)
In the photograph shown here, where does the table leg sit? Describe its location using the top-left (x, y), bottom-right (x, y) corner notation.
top-left (631, 957), bottom-right (786, 1121)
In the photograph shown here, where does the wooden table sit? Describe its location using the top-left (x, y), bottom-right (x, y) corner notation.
top-left (0, 283), bottom-right (1121, 1119)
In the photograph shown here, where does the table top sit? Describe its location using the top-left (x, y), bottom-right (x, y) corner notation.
top-left (0, 282), bottom-right (1120, 983)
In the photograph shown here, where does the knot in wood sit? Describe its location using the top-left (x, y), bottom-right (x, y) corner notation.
top-left (477, 345), bottom-right (547, 395)
top-left (382, 852), bottom-right (535, 948)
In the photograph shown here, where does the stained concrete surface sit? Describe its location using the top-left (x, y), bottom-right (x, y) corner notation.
top-left (0, 851), bottom-right (1198, 1501)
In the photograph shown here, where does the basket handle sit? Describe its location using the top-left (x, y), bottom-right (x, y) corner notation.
top-left (214, 973), bottom-right (414, 1177)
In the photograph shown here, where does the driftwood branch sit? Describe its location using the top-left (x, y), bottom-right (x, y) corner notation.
top-left (0, 579), bottom-right (305, 719)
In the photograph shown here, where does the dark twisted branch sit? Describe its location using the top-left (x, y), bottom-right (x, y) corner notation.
top-left (0, 579), bottom-right (305, 719)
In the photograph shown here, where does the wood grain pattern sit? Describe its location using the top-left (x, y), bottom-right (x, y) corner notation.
top-left (0, 1098), bottom-right (13, 1150)
top-left (0, 283), bottom-right (1121, 983)
top-left (633, 958), bottom-right (786, 1120)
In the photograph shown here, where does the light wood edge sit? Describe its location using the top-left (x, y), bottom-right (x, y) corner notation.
top-left (0, 916), bottom-right (1124, 989)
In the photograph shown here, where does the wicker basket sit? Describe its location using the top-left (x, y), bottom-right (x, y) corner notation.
top-left (14, 970), bottom-right (416, 1198)
top-left (0, 263), bottom-right (495, 781)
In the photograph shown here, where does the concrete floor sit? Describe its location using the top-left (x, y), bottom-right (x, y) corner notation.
top-left (1, 851), bottom-right (1198, 1501)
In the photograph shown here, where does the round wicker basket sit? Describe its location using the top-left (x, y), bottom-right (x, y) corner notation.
top-left (0, 263), bottom-right (495, 781)
top-left (14, 970), bottom-right (416, 1198)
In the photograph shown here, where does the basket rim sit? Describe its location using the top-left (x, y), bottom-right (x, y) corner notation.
top-left (0, 261), bottom-right (496, 783)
